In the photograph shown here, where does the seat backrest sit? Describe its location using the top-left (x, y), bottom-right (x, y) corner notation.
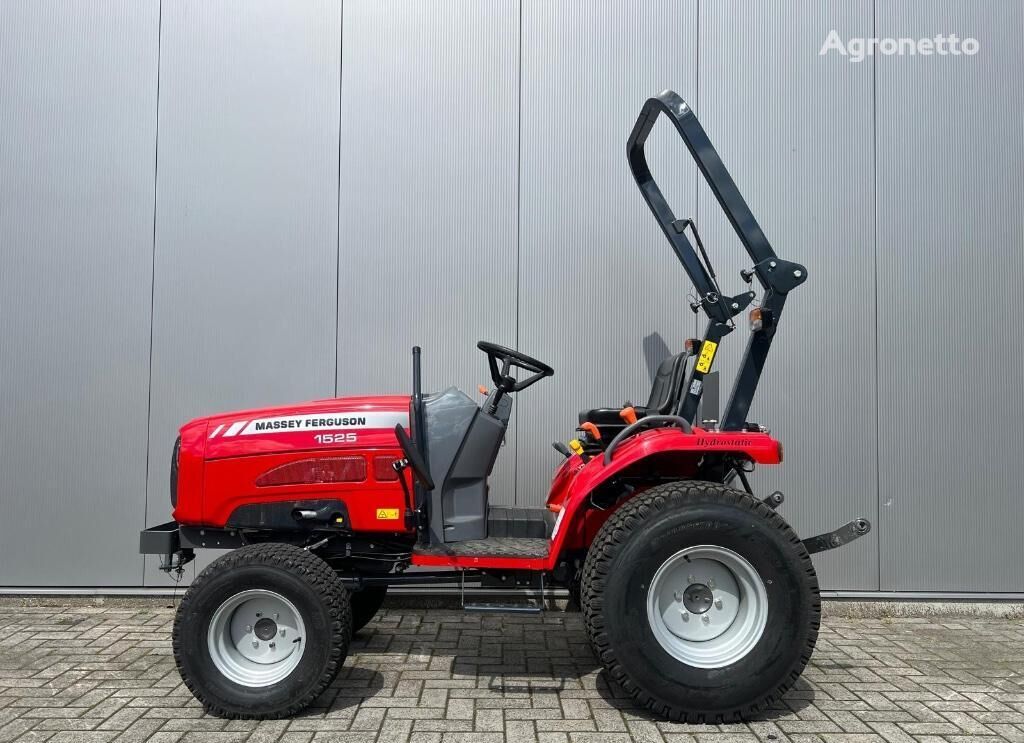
top-left (645, 352), bottom-right (689, 414)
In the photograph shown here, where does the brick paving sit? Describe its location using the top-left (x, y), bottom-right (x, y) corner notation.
top-left (1, 601), bottom-right (1023, 743)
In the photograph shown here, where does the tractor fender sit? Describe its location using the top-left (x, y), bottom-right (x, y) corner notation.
top-left (544, 426), bottom-right (782, 568)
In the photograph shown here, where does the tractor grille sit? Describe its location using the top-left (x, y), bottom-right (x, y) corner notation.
top-left (170, 435), bottom-right (181, 508)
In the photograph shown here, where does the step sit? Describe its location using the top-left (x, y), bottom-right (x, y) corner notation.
top-left (462, 600), bottom-right (543, 615)
top-left (414, 537), bottom-right (550, 559)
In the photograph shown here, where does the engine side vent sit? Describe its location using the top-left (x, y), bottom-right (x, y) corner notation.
top-left (255, 457), bottom-right (366, 487)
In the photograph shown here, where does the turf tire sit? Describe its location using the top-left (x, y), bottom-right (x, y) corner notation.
top-left (580, 480), bottom-right (820, 722)
top-left (173, 542), bottom-right (351, 718)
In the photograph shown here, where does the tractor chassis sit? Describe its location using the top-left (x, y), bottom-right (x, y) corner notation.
top-left (140, 516), bottom-right (871, 582)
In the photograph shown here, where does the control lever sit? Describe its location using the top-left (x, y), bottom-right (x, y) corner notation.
top-left (578, 422), bottom-right (603, 448)
top-left (551, 441), bottom-right (571, 458)
top-left (568, 439), bottom-right (590, 463)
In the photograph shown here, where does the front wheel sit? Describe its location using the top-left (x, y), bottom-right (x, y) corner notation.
top-left (173, 543), bottom-right (352, 718)
top-left (581, 481), bottom-right (820, 722)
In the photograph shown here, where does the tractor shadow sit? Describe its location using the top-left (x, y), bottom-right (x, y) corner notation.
top-left (323, 608), bottom-right (815, 721)
top-left (302, 664), bottom-right (386, 717)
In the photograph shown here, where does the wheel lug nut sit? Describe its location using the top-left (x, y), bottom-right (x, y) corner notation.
top-left (702, 615), bottom-right (710, 624)
top-left (681, 611), bottom-right (690, 621)
top-left (269, 641), bottom-right (276, 649)
top-left (715, 599), bottom-right (723, 610)
top-left (707, 578), bottom-right (716, 589)
top-left (256, 612), bottom-right (262, 618)
top-left (674, 591), bottom-right (682, 602)
top-left (246, 625), bottom-right (252, 633)
top-left (687, 575), bottom-right (695, 584)
top-left (252, 640), bottom-right (259, 649)
top-left (274, 613), bottom-right (279, 620)
top-left (280, 629), bottom-right (286, 637)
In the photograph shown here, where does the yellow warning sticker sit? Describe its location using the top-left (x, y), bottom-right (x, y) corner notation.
top-left (695, 340), bottom-right (718, 373)
top-left (376, 508), bottom-right (400, 520)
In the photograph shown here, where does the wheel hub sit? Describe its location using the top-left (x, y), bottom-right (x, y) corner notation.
top-left (682, 583), bottom-right (713, 614)
top-left (253, 617), bottom-right (278, 641)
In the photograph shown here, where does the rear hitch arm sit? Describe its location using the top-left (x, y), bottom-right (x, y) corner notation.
top-left (802, 518), bottom-right (872, 555)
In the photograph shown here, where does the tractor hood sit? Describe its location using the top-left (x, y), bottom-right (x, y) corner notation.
top-left (193, 395), bottom-right (410, 460)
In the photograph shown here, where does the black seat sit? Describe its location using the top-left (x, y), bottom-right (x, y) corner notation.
top-left (578, 351), bottom-right (690, 440)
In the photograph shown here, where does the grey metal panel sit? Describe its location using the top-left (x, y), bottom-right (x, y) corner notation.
top-left (697, 2), bottom-right (877, 590)
top-left (336, 0), bottom-right (520, 502)
top-left (145, 0), bottom-right (341, 584)
top-left (0, 2), bottom-right (159, 585)
top-left (876, 0), bottom-right (1024, 591)
top-left (516, 0), bottom-right (698, 507)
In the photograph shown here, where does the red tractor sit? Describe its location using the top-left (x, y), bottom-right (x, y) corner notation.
top-left (141, 91), bottom-right (870, 722)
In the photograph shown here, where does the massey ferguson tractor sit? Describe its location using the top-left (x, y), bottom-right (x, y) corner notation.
top-left (141, 91), bottom-right (870, 722)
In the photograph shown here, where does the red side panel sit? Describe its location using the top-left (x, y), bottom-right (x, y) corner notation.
top-left (202, 451), bottom-right (409, 532)
top-left (173, 395), bottom-right (414, 532)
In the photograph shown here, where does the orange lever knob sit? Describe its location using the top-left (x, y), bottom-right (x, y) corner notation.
top-left (619, 406), bottom-right (638, 425)
top-left (579, 422), bottom-right (602, 441)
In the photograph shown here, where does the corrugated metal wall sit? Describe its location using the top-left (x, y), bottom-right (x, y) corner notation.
top-left (0, 1), bottom-right (159, 585)
top-left (0, 0), bottom-right (1020, 593)
top-left (874, 0), bottom-right (1024, 592)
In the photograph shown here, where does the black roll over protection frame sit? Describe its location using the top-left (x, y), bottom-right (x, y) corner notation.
top-left (629, 92), bottom-right (871, 555)
top-left (627, 90), bottom-right (808, 431)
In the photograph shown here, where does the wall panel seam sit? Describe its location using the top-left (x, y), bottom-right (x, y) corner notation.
top-left (141, 0), bottom-right (165, 584)
top-left (694, 0), bottom-right (701, 342)
top-left (871, 0), bottom-right (882, 592)
top-left (334, 0), bottom-right (344, 397)
top-left (513, 0), bottom-right (523, 506)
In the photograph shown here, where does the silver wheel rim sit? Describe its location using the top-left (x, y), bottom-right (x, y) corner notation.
top-left (646, 544), bottom-right (768, 669)
top-left (207, 589), bottom-right (306, 687)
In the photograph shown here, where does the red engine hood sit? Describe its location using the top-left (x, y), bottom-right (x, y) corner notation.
top-left (190, 395), bottom-right (410, 460)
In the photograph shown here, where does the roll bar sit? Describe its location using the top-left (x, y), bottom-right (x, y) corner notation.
top-left (627, 90), bottom-right (808, 431)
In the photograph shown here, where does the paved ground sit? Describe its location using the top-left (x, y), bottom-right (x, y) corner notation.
top-left (1, 601), bottom-right (1023, 743)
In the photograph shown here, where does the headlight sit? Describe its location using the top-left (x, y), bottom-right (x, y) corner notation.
top-left (170, 435), bottom-right (181, 507)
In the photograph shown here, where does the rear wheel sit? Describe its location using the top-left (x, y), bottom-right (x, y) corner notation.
top-left (351, 586), bottom-right (388, 633)
top-left (581, 481), bottom-right (819, 722)
top-left (173, 543), bottom-right (352, 718)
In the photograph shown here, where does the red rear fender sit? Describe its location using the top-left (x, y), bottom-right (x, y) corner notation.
top-left (543, 426), bottom-right (782, 566)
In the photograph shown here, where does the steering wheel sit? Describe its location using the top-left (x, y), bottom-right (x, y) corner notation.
top-left (477, 341), bottom-right (554, 393)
